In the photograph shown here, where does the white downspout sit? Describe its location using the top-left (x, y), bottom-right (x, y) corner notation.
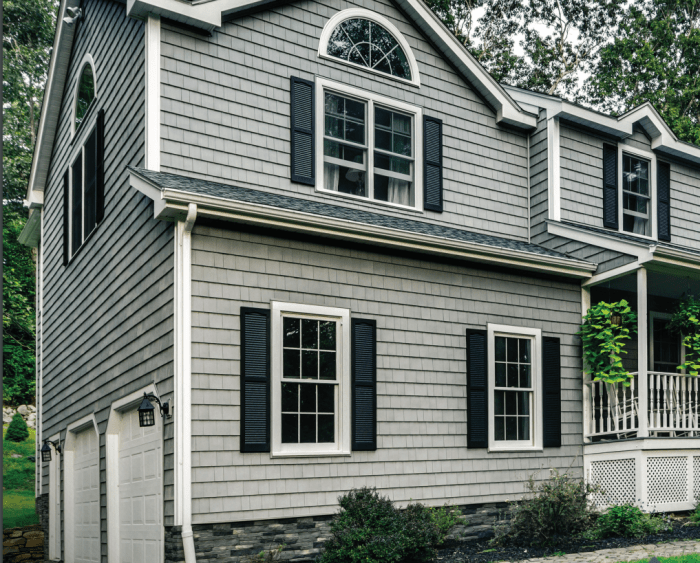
top-left (176, 203), bottom-right (197, 562)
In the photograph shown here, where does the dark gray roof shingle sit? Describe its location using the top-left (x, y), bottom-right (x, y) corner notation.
top-left (130, 167), bottom-right (592, 263)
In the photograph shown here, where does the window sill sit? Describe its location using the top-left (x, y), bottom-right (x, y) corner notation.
top-left (270, 450), bottom-right (352, 458)
top-left (316, 186), bottom-right (424, 215)
top-left (618, 229), bottom-right (656, 242)
top-left (488, 445), bottom-right (543, 453)
top-left (66, 221), bottom-right (101, 267)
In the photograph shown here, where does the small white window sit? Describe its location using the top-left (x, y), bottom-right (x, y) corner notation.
top-left (618, 145), bottom-right (657, 240)
top-left (316, 78), bottom-right (423, 211)
top-left (488, 324), bottom-right (542, 451)
top-left (271, 302), bottom-right (351, 456)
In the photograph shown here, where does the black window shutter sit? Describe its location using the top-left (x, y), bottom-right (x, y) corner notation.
top-left (240, 307), bottom-right (271, 453)
top-left (352, 318), bottom-right (377, 451)
top-left (466, 329), bottom-right (488, 448)
top-left (603, 144), bottom-right (618, 229)
top-left (96, 109), bottom-right (105, 224)
top-left (63, 171), bottom-right (69, 266)
top-left (657, 161), bottom-right (671, 242)
top-left (290, 76), bottom-right (315, 185)
top-left (424, 115), bottom-right (443, 212)
top-left (542, 336), bottom-right (562, 448)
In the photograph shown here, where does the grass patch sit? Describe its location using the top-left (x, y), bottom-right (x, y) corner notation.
top-left (3, 425), bottom-right (38, 529)
top-left (618, 556), bottom-right (700, 563)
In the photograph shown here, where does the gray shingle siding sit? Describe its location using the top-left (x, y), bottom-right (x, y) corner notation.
top-left (189, 223), bottom-right (584, 523)
top-left (39, 1), bottom-right (175, 557)
top-left (530, 110), bottom-right (549, 243)
top-left (159, 0), bottom-right (531, 243)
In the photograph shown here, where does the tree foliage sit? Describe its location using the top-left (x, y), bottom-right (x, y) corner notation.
top-left (669, 296), bottom-right (700, 375)
top-left (3, 0), bottom-right (58, 405)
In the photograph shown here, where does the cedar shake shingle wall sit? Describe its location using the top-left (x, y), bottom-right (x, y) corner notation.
top-left (530, 110), bottom-right (549, 242)
top-left (39, 0), bottom-right (175, 553)
top-left (189, 224), bottom-right (584, 524)
top-left (559, 124), bottom-right (700, 251)
top-left (159, 0), bottom-right (531, 242)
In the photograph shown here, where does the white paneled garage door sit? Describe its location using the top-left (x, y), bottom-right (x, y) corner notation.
top-left (74, 426), bottom-right (100, 563)
top-left (119, 409), bottom-right (162, 563)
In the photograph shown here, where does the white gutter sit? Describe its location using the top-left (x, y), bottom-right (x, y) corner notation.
top-left (175, 203), bottom-right (197, 563)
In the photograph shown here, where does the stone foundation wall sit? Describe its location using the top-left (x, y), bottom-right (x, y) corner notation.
top-left (36, 493), bottom-right (49, 561)
top-left (164, 502), bottom-right (509, 563)
top-left (3, 525), bottom-right (44, 562)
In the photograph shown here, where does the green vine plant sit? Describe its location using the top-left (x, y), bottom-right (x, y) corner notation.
top-left (668, 295), bottom-right (700, 376)
top-left (579, 300), bottom-right (638, 386)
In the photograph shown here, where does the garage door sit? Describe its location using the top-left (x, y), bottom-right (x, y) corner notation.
top-left (119, 409), bottom-right (162, 563)
top-left (74, 426), bottom-right (100, 563)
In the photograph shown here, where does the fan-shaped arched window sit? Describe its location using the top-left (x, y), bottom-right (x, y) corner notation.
top-left (75, 62), bottom-right (95, 131)
top-left (320, 10), bottom-right (420, 85)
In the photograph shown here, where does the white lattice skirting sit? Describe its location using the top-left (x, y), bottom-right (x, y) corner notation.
top-left (585, 444), bottom-right (700, 512)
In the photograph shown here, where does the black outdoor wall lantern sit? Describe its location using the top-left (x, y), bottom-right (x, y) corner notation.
top-left (41, 440), bottom-right (61, 462)
top-left (138, 392), bottom-right (171, 428)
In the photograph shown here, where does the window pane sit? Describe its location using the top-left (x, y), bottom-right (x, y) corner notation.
top-left (506, 338), bottom-right (518, 363)
top-left (319, 351), bottom-right (336, 380)
top-left (84, 129), bottom-right (97, 236)
top-left (374, 175), bottom-right (413, 207)
top-left (518, 416), bottom-right (530, 441)
top-left (324, 141), bottom-right (365, 164)
top-left (374, 153), bottom-right (411, 175)
top-left (302, 350), bottom-right (318, 379)
top-left (302, 320), bottom-right (318, 349)
top-left (494, 391), bottom-right (504, 415)
top-left (623, 193), bottom-right (648, 215)
top-left (318, 385), bottom-right (335, 413)
top-left (319, 321), bottom-right (336, 350)
top-left (507, 364), bottom-right (518, 387)
top-left (623, 214), bottom-right (649, 236)
top-left (283, 349), bottom-right (300, 379)
top-left (495, 337), bottom-right (506, 362)
top-left (505, 392), bottom-right (517, 415)
top-left (495, 417), bottom-right (505, 441)
top-left (300, 383), bottom-right (316, 412)
top-left (282, 414), bottom-right (298, 443)
top-left (375, 129), bottom-right (392, 152)
top-left (300, 414), bottom-right (316, 443)
top-left (283, 318), bottom-right (300, 348)
top-left (518, 391), bottom-right (530, 416)
top-left (282, 383), bottom-right (298, 412)
top-left (323, 163), bottom-right (367, 197)
top-left (623, 155), bottom-right (650, 196)
top-left (374, 108), bottom-right (412, 157)
top-left (71, 153), bottom-right (83, 255)
top-left (75, 64), bottom-right (95, 129)
top-left (324, 93), bottom-right (365, 145)
top-left (519, 339), bottom-right (530, 363)
top-left (519, 365), bottom-right (531, 388)
top-left (375, 107), bottom-right (391, 128)
top-left (345, 98), bottom-right (365, 121)
top-left (505, 417), bottom-right (517, 440)
top-left (318, 415), bottom-right (334, 442)
top-left (495, 363), bottom-right (506, 387)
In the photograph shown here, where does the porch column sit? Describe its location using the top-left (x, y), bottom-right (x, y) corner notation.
top-left (637, 268), bottom-right (649, 437)
top-left (582, 286), bottom-right (592, 442)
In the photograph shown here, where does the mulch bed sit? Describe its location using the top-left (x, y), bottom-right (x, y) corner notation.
top-left (435, 518), bottom-right (700, 562)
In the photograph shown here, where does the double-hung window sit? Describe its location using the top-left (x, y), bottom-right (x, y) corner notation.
top-left (622, 153), bottom-right (652, 236)
top-left (68, 122), bottom-right (101, 258)
top-left (316, 78), bottom-right (423, 210)
top-left (271, 302), bottom-right (351, 456)
top-left (487, 325), bottom-right (542, 451)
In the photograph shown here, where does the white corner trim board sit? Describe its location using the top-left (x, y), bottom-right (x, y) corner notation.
top-left (145, 14), bottom-right (161, 172)
top-left (547, 117), bottom-right (561, 222)
top-left (175, 203), bottom-right (198, 563)
top-left (318, 8), bottom-right (420, 87)
top-left (48, 431), bottom-right (61, 560)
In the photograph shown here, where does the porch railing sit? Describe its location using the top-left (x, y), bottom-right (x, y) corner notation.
top-left (586, 372), bottom-right (700, 438)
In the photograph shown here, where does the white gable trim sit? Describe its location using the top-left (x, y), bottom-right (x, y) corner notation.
top-left (318, 8), bottom-right (421, 87)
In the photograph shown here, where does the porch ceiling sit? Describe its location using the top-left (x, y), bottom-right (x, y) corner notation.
top-left (606, 269), bottom-right (700, 300)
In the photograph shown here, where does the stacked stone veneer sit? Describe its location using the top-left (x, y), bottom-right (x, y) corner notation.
top-left (36, 493), bottom-right (49, 561)
top-left (164, 502), bottom-right (509, 563)
top-left (3, 525), bottom-right (44, 562)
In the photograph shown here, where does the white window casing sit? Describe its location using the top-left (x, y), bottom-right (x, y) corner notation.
top-left (618, 144), bottom-right (657, 241)
top-left (270, 301), bottom-right (351, 457)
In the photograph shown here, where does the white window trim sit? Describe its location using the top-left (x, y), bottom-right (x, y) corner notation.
top-left (315, 77), bottom-right (424, 213)
top-left (71, 53), bottom-right (97, 139)
top-left (318, 8), bottom-right (421, 87)
top-left (649, 311), bottom-right (685, 373)
top-left (618, 144), bottom-right (657, 241)
top-left (487, 324), bottom-right (543, 452)
top-left (48, 431), bottom-right (61, 561)
top-left (270, 301), bottom-right (351, 457)
top-left (67, 117), bottom-right (100, 261)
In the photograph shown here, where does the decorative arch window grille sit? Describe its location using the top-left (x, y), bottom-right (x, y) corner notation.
top-left (75, 62), bottom-right (95, 132)
top-left (320, 10), bottom-right (420, 85)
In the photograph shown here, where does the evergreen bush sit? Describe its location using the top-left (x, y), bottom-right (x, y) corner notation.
top-left (5, 413), bottom-right (29, 443)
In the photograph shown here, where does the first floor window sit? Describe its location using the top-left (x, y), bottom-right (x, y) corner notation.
top-left (622, 153), bottom-right (651, 236)
top-left (488, 325), bottom-right (542, 450)
top-left (318, 79), bottom-right (422, 210)
top-left (272, 302), bottom-right (351, 456)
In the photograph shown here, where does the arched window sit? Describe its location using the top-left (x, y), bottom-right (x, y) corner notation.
top-left (75, 62), bottom-right (95, 131)
top-left (320, 10), bottom-right (420, 85)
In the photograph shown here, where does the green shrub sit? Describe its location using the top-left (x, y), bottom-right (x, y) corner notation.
top-left (595, 504), bottom-right (670, 538)
top-left (5, 414), bottom-right (29, 443)
top-left (427, 505), bottom-right (464, 545)
top-left (319, 488), bottom-right (458, 563)
top-left (492, 469), bottom-right (601, 547)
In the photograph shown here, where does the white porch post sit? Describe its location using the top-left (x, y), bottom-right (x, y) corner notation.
top-left (582, 286), bottom-right (592, 442)
top-left (637, 268), bottom-right (649, 438)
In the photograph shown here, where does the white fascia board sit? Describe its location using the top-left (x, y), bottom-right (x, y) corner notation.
top-left (27, 0), bottom-right (79, 201)
top-left (127, 0), bottom-right (220, 30)
top-left (18, 209), bottom-right (42, 248)
top-left (129, 172), bottom-right (169, 218)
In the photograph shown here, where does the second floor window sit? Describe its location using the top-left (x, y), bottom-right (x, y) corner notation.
top-left (622, 154), bottom-right (651, 236)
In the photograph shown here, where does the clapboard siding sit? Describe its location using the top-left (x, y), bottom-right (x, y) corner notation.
top-left (159, 0), bottom-right (531, 242)
top-left (38, 1), bottom-right (175, 559)
top-left (189, 224), bottom-right (583, 523)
